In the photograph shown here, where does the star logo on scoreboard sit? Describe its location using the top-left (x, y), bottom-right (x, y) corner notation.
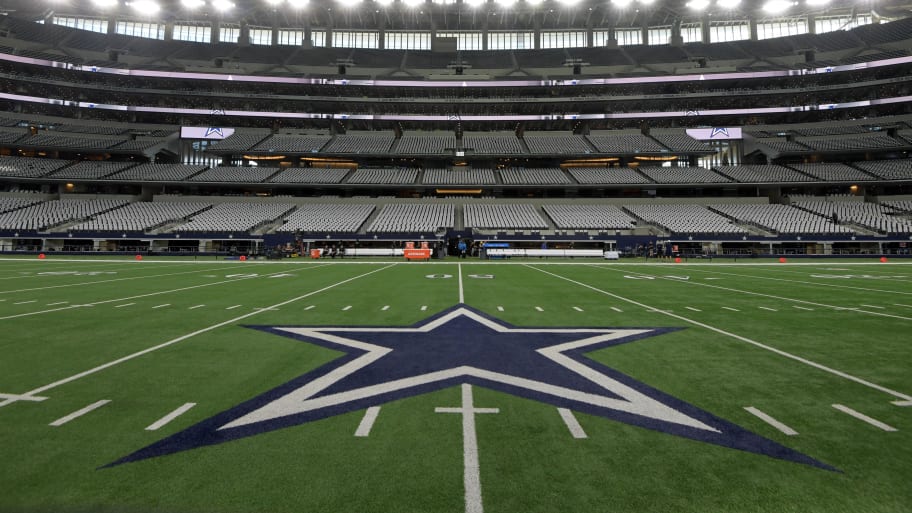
top-left (107, 306), bottom-right (832, 470)
top-left (710, 127), bottom-right (730, 138)
top-left (204, 127), bottom-right (225, 138)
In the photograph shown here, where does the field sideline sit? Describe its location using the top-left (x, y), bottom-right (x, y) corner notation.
top-left (0, 256), bottom-right (910, 513)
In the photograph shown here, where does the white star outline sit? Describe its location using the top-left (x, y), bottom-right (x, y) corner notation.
top-left (221, 307), bottom-right (718, 433)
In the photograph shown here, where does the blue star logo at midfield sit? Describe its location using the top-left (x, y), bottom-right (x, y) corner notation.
top-left (710, 127), bottom-right (730, 138)
top-left (106, 306), bottom-right (832, 470)
top-left (204, 127), bottom-right (225, 138)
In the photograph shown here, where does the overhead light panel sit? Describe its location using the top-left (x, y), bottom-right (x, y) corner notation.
top-left (464, 0), bottom-right (485, 8)
top-left (686, 0), bottom-right (710, 10)
top-left (336, 0), bottom-right (363, 7)
top-left (180, 0), bottom-right (206, 8)
top-left (402, 0), bottom-right (424, 7)
top-left (128, 0), bottom-right (160, 13)
top-left (716, 0), bottom-right (741, 8)
top-left (805, 0), bottom-right (830, 5)
top-left (91, 0), bottom-right (119, 7)
top-left (763, 0), bottom-right (795, 13)
top-left (287, 0), bottom-right (309, 8)
top-left (610, 0), bottom-right (633, 8)
top-left (495, 0), bottom-right (517, 7)
top-left (211, 0), bottom-right (235, 11)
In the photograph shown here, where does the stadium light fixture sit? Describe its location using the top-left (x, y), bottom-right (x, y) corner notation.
top-left (762, 0), bottom-right (795, 13)
top-left (464, 0), bottom-right (486, 8)
top-left (610, 0), bottom-right (633, 8)
top-left (287, 0), bottom-right (308, 8)
top-left (716, 0), bottom-right (741, 8)
top-left (805, 0), bottom-right (829, 5)
top-left (337, 0), bottom-right (363, 7)
top-left (128, 0), bottom-right (161, 13)
top-left (180, 0), bottom-right (206, 8)
top-left (556, 0), bottom-right (583, 6)
top-left (686, 0), bottom-right (710, 10)
top-left (639, 0), bottom-right (656, 5)
top-left (264, 0), bottom-right (283, 5)
top-left (402, 0), bottom-right (424, 7)
top-left (524, 0), bottom-right (544, 5)
top-left (211, 0), bottom-right (235, 11)
top-left (90, 0), bottom-right (119, 7)
top-left (375, 0), bottom-right (394, 6)
top-left (495, 0), bottom-right (517, 8)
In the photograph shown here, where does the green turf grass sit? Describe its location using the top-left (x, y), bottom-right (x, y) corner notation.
top-left (0, 256), bottom-right (909, 513)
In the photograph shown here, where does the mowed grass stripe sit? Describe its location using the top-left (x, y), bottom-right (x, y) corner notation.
top-left (679, 265), bottom-right (912, 297)
top-left (0, 263), bottom-right (230, 295)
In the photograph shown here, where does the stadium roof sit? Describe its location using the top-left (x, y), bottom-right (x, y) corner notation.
top-left (3, 0), bottom-right (911, 31)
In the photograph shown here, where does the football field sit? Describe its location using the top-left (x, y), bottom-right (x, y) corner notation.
top-left (0, 256), bottom-right (910, 513)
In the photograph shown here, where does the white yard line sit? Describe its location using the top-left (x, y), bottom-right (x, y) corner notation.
top-left (0, 266), bottom-right (234, 296)
top-left (188, 305), bottom-right (205, 310)
top-left (421, 305), bottom-right (428, 311)
top-left (0, 264), bottom-right (397, 408)
top-left (557, 408), bottom-right (588, 439)
top-left (610, 307), bottom-right (623, 313)
top-left (458, 263), bottom-right (465, 304)
top-left (722, 306), bottom-right (740, 312)
top-left (744, 406), bottom-right (798, 436)
top-left (496, 306), bottom-right (504, 312)
top-left (758, 306), bottom-right (778, 312)
top-left (832, 404), bottom-right (897, 431)
top-left (49, 400), bottom-right (111, 426)
top-left (860, 304), bottom-right (885, 310)
top-left (535, 306), bottom-right (544, 312)
top-left (526, 265), bottom-right (912, 403)
top-left (604, 266), bottom-right (912, 323)
top-left (685, 306), bottom-right (702, 312)
top-left (572, 306), bottom-right (584, 312)
top-left (342, 305), bottom-right (352, 311)
top-left (435, 384), bottom-right (498, 513)
top-left (381, 305), bottom-right (390, 311)
top-left (145, 402), bottom-right (197, 431)
top-left (305, 305), bottom-right (316, 310)
top-left (681, 266), bottom-right (912, 294)
top-left (152, 304), bottom-right (170, 309)
top-left (225, 305), bottom-right (242, 310)
top-left (354, 406), bottom-right (382, 437)
top-left (0, 266), bottom-right (317, 322)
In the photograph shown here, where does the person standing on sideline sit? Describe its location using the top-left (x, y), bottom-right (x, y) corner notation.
top-left (457, 239), bottom-right (467, 259)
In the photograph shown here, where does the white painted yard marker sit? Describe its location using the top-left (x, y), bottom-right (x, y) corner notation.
top-left (892, 400), bottom-right (912, 407)
top-left (744, 406), bottom-right (798, 436)
top-left (610, 307), bottom-right (623, 313)
top-left (152, 304), bottom-right (170, 309)
top-left (572, 306), bottom-right (584, 312)
top-left (342, 305), bottom-right (352, 311)
top-left (458, 263), bottom-right (465, 304)
top-left (188, 304), bottom-right (205, 310)
top-left (860, 304), bottom-right (885, 310)
top-left (557, 408), bottom-right (588, 439)
top-left (722, 306), bottom-right (740, 312)
top-left (496, 306), bottom-right (504, 312)
top-left (225, 305), bottom-right (242, 310)
top-left (793, 306), bottom-right (814, 311)
top-left (832, 404), bottom-right (897, 431)
top-left (381, 305), bottom-right (390, 311)
top-left (436, 384), bottom-right (499, 513)
top-left (893, 304), bottom-right (912, 309)
top-left (114, 303), bottom-right (135, 308)
top-left (421, 305), bottom-right (428, 311)
top-left (46, 301), bottom-right (68, 306)
top-left (758, 306), bottom-right (778, 312)
top-left (13, 300), bottom-right (36, 305)
top-left (305, 305), bottom-right (315, 310)
top-left (49, 400), bottom-right (111, 427)
top-left (685, 306), bottom-right (701, 312)
top-left (145, 402), bottom-right (197, 431)
top-left (535, 306), bottom-right (544, 312)
top-left (354, 406), bottom-right (381, 437)
top-left (0, 392), bottom-right (47, 402)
